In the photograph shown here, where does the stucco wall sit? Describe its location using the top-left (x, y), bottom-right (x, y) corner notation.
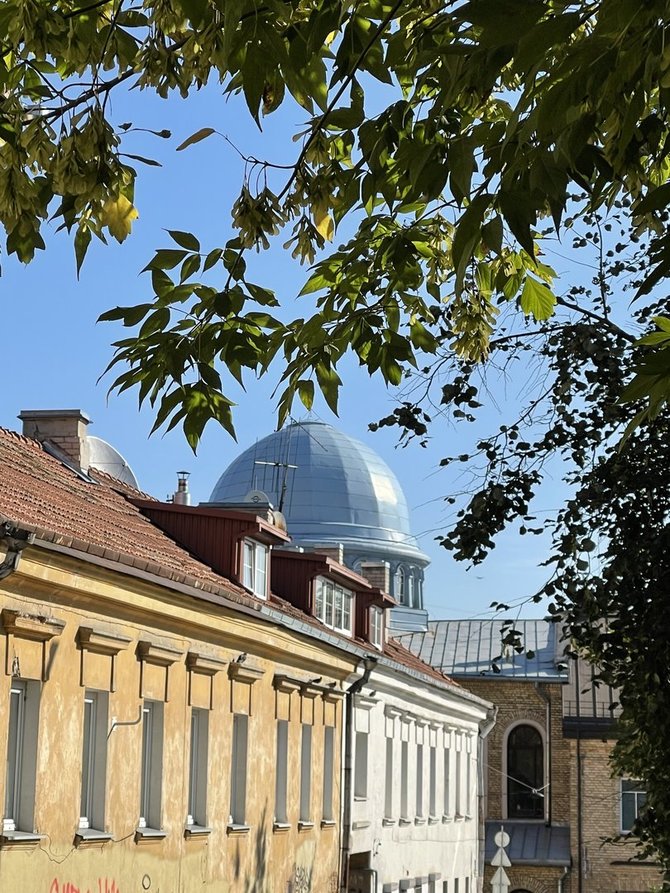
top-left (348, 666), bottom-right (490, 891)
top-left (0, 546), bottom-right (356, 893)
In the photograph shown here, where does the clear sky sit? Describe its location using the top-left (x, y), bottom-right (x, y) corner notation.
top-left (2, 80), bottom-right (560, 620)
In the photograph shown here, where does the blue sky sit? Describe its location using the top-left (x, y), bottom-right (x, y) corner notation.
top-left (1, 81), bottom-right (559, 620)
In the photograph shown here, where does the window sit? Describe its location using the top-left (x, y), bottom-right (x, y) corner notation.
top-left (314, 578), bottom-right (353, 635)
top-left (416, 743), bottom-right (424, 817)
top-left (187, 708), bottom-right (209, 828)
top-left (80, 691), bottom-right (109, 832)
top-left (384, 737), bottom-right (394, 818)
top-left (621, 779), bottom-right (646, 833)
top-left (322, 726), bottom-right (335, 822)
top-left (300, 724), bottom-right (312, 823)
top-left (275, 720), bottom-right (289, 824)
top-left (242, 539), bottom-right (268, 598)
top-left (400, 740), bottom-right (409, 819)
top-left (4, 679), bottom-right (40, 833)
top-left (443, 743), bottom-right (451, 816)
top-left (230, 714), bottom-right (248, 826)
top-left (370, 607), bottom-right (383, 649)
top-left (455, 748), bottom-right (462, 816)
top-left (354, 731), bottom-right (368, 799)
top-left (407, 572), bottom-right (415, 606)
top-left (507, 724), bottom-right (544, 819)
top-left (394, 566), bottom-right (407, 604)
top-left (429, 745), bottom-right (437, 817)
top-left (139, 700), bottom-right (164, 830)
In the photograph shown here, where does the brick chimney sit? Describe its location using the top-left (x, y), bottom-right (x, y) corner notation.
top-left (358, 560), bottom-right (390, 593)
top-left (19, 409), bottom-right (91, 473)
top-left (310, 543), bottom-right (344, 564)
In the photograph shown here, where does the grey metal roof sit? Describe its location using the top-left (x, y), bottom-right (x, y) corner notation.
top-left (485, 821), bottom-right (571, 867)
top-left (208, 421), bottom-right (429, 566)
top-left (397, 619), bottom-right (569, 681)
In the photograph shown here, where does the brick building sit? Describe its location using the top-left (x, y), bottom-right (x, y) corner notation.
top-left (400, 620), bottom-right (664, 893)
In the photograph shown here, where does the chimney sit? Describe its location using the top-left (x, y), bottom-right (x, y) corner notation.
top-left (359, 561), bottom-right (390, 593)
top-left (310, 543), bottom-right (344, 565)
top-left (19, 409), bottom-right (91, 472)
top-left (173, 471), bottom-right (191, 506)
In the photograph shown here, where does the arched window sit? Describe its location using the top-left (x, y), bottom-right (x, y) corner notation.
top-left (507, 724), bottom-right (544, 819)
top-left (394, 566), bottom-right (407, 605)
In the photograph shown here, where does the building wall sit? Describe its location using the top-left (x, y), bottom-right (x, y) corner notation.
top-left (0, 545), bottom-right (356, 893)
top-left (460, 679), bottom-right (571, 893)
top-left (569, 738), bottom-right (663, 893)
top-left (348, 667), bottom-right (490, 891)
top-left (465, 679), bottom-right (570, 826)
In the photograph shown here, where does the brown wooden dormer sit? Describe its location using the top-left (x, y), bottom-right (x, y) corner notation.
top-left (271, 550), bottom-right (395, 645)
top-left (131, 501), bottom-right (290, 599)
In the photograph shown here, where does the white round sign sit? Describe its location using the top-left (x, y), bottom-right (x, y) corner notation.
top-left (493, 829), bottom-right (510, 848)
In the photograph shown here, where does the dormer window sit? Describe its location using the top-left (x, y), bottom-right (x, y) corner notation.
top-left (242, 539), bottom-right (268, 598)
top-left (314, 577), bottom-right (353, 636)
top-left (370, 607), bottom-right (384, 649)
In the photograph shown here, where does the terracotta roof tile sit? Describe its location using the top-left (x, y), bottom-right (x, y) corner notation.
top-left (0, 426), bottom-right (251, 606)
top-left (0, 426), bottom-right (462, 695)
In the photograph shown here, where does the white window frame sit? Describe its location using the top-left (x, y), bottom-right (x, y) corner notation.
top-left (502, 719), bottom-right (546, 821)
top-left (275, 719), bottom-right (289, 825)
top-left (79, 690), bottom-right (108, 832)
top-left (322, 725), bottom-right (335, 822)
top-left (139, 700), bottom-right (164, 830)
top-left (395, 566), bottom-right (406, 604)
top-left (187, 708), bottom-right (209, 828)
top-left (3, 679), bottom-right (40, 834)
top-left (229, 713), bottom-right (249, 826)
top-left (620, 778), bottom-right (646, 833)
top-left (299, 724), bottom-right (312, 823)
top-left (242, 539), bottom-right (268, 599)
top-left (370, 607), bottom-right (384, 649)
top-left (314, 578), bottom-right (353, 636)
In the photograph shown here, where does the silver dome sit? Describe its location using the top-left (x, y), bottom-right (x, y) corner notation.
top-left (88, 436), bottom-right (139, 489)
top-left (208, 421), bottom-right (429, 567)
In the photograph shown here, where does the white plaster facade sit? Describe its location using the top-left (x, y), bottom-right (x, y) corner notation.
top-left (346, 662), bottom-right (493, 893)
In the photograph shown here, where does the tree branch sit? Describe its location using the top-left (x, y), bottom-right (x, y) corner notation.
top-left (555, 296), bottom-right (636, 342)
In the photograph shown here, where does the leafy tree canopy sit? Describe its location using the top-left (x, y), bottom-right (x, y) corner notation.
top-left (4, 0), bottom-right (670, 873)
top-left (1, 0), bottom-right (669, 440)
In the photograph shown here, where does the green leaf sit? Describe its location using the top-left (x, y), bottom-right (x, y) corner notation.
top-left (169, 230), bottom-right (200, 251)
top-left (519, 276), bottom-right (556, 321)
top-left (74, 225), bottom-right (91, 278)
top-left (176, 127), bottom-right (216, 151)
top-left (98, 303), bottom-right (153, 326)
top-left (297, 379), bottom-right (315, 410)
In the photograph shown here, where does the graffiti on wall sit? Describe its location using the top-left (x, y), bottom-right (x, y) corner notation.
top-left (50, 879), bottom-right (120, 893)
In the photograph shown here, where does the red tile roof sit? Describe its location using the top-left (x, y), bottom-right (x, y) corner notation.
top-left (0, 426), bottom-right (463, 695)
top-left (0, 427), bottom-right (252, 605)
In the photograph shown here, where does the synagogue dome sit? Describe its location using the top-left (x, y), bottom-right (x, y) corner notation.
top-left (208, 420), bottom-right (429, 568)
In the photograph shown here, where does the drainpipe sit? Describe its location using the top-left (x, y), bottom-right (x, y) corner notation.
top-left (535, 682), bottom-right (552, 827)
top-left (477, 707), bottom-right (497, 893)
top-left (575, 661), bottom-right (584, 893)
top-left (340, 656), bottom-right (378, 893)
top-left (558, 865), bottom-right (570, 893)
top-left (0, 522), bottom-right (35, 581)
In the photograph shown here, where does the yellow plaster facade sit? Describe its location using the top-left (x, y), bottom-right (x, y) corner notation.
top-left (0, 544), bottom-right (356, 893)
